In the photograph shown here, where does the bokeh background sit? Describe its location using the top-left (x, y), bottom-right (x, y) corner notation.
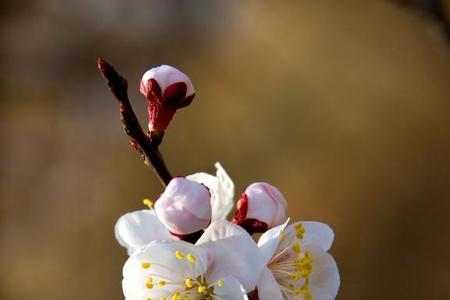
top-left (1, 1), bottom-right (450, 299)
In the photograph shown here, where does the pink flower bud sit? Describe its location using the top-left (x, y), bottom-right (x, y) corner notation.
top-left (155, 177), bottom-right (211, 235)
top-left (140, 65), bottom-right (195, 135)
top-left (233, 182), bottom-right (288, 233)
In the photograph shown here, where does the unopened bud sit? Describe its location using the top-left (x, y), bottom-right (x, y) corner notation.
top-left (155, 177), bottom-right (211, 235)
top-left (140, 65), bottom-right (195, 139)
top-left (233, 182), bottom-right (288, 233)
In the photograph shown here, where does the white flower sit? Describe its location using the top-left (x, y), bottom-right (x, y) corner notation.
top-left (155, 177), bottom-right (212, 235)
top-left (233, 182), bottom-right (288, 233)
top-left (186, 162), bottom-right (235, 221)
top-left (122, 240), bottom-right (248, 300)
top-left (115, 164), bottom-right (232, 255)
top-left (256, 221), bottom-right (340, 300)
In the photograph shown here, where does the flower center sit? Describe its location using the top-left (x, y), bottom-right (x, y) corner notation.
top-left (141, 250), bottom-right (224, 300)
top-left (269, 224), bottom-right (314, 300)
top-left (172, 275), bottom-right (222, 300)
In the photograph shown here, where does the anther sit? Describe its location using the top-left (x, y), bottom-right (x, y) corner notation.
top-left (145, 277), bottom-right (154, 289)
top-left (217, 279), bottom-right (223, 287)
top-left (197, 285), bottom-right (207, 293)
top-left (158, 280), bottom-right (166, 287)
top-left (143, 198), bottom-right (154, 208)
top-left (184, 278), bottom-right (193, 288)
top-left (186, 253), bottom-right (196, 263)
top-left (293, 240), bottom-right (301, 253)
top-left (295, 223), bottom-right (305, 239)
top-left (175, 251), bottom-right (185, 260)
top-left (141, 262), bottom-right (151, 269)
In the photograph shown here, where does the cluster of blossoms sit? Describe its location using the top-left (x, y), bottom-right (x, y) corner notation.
top-left (113, 66), bottom-right (340, 300)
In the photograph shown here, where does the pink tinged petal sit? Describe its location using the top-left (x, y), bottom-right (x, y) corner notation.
top-left (232, 194), bottom-right (269, 234)
top-left (186, 162), bottom-right (235, 221)
top-left (257, 220), bottom-right (290, 265)
top-left (309, 249), bottom-right (340, 300)
top-left (155, 177), bottom-right (212, 235)
top-left (256, 267), bottom-right (284, 300)
top-left (243, 182), bottom-right (288, 229)
top-left (284, 221), bottom-right (334, 252)
top-left (214, 276), bottom-right (249, 300)
top-left (196, 220), bottom-right (265, 293)
top-left (160, 177), bottom-right (211, 219)
top-left (114, 210), bottom-right (175, 255)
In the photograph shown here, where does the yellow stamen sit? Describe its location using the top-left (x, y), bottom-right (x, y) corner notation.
top-left (158, 280), bottom-right (166, 287)
top-left (143, 198), bottom-right (154, 208)
top-left (289, 271), bottom-right (302, 281)
top-left (295, 223), bottom-right (305, 239)
top-left (217, 279), bottom-right (223, 287)
top-left (186, 253), bottom-right (196, 263)
top-left (175, 251), bottom-right (185, 260)
top-left (272, 244), bottom-right (315, 299)
top-left (141, 262), bottom-right (151, 269)
top-left (145, 277), bottom-right (154, 289)
top-left (293, 240), bottom-right (301, 253)
top-left (197, 285), bottom-right (207, 293)
top-left (184, 278), bottom-right (193, 288)
top-left (302, 291), bottom-right (312, 300)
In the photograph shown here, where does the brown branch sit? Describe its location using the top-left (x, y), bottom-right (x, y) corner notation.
top-left (97, 57), bottom-right (172, 187)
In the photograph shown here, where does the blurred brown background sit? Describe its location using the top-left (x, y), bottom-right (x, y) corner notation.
top-left (1, 1), bottom-right (450, 299)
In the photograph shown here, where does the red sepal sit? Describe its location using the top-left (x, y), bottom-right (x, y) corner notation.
top-left (144, 80), bottom-right (195, 132)
top-left (233, 193), bottom-right (269, 234)
top-left (232, 193), bottom-right (249, 225)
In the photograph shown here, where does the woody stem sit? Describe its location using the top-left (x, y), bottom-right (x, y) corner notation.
top-left (97, 57), bottom-right (172, 187)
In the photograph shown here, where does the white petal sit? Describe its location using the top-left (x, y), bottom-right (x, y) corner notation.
top-left (309, 249), bottom-right (340, 300)
top-left (214, 162), bottom-right (235, 220)
top-left (135, 241), bottom-right (208, 281)
top-left (141, 65), bottom-right (194, 97)
top-left (115, 210), bottom-right (175, 254)
top-left (256, 267), bottom-right (283, 300)
top-left (196, 220), bottom-right (264, 292)
top-left (283, 221), bottom-right (334, 252)
top-left (258, 219), bottom-right (289, 265)
top-left (186, 162), bottom-right (234, 221)
top-left (244, 182), bottom-right (288, 228)
top-left (122, 241), bottom-right (208, 299)
top-left (186, 172), bottom-right (217, 191)
top-left (214, 276), bottom-right (249, 300)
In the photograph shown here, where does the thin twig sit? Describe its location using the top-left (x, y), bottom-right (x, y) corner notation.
top-left (97, 57), bottom-right (172, 187)
top-left (98, 58), bottom-right (204, 243)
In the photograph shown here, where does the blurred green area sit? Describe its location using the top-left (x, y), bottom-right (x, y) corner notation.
top-left (1, 1), bottom-right (450, 299)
